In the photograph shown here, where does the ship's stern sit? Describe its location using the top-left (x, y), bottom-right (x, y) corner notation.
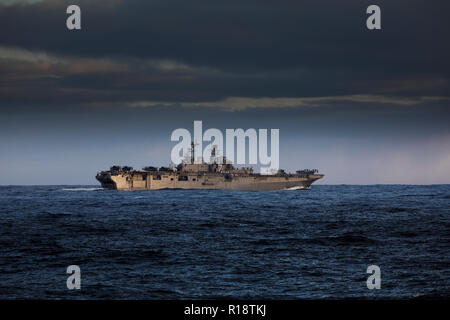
top-left (95, 171), bottom-right (118, 190)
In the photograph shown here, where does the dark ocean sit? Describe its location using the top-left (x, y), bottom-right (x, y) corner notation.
top-left (0, 185), bottom-right (449, 299)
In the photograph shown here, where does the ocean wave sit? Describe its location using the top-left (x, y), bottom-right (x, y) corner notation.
top-left (284, 186), bottom-right (310, 190)
top-left (60, 187), bottom-right (104, 191)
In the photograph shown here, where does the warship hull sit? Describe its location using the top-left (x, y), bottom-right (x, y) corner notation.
top-left (96, 171), bottom-right (324, 191)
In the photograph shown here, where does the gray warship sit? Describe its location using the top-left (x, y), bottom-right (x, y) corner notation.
top-left (96, 144), bottom-right (324, 190)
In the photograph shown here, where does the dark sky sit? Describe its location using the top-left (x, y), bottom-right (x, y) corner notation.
top-left (0, 0), bottom-right (449, 184)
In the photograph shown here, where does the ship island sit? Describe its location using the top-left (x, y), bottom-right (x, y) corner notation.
top-left (96, 143), bottom-right (324, 190)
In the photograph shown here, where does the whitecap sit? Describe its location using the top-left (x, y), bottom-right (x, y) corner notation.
top-left (60, 187), bottom-right (104, 191)
top-left (284, 186), bottom-right (310, 190)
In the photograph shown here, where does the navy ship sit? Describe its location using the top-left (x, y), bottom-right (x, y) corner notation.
top-left (96, 144), bottom-right (324, 190)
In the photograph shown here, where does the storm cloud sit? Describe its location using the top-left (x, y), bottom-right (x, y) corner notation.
top-left (1, 0), bottom-right (449, 108)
